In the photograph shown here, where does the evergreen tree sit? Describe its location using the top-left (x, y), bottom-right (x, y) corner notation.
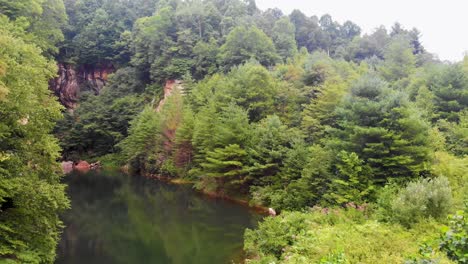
top-left (330, 74), bottom-right (432, 183)
top-left (429, 64), bottom-right (468, 122)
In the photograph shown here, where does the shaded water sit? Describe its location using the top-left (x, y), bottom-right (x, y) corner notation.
top-left (56, 170), bottom-right (262, 264)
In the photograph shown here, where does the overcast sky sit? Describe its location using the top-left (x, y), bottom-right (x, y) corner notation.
top-left (255, 0), bottom-right (468, 62)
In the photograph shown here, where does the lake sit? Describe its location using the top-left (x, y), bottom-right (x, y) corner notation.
top-left (56, 170), bottom-right (262, 264)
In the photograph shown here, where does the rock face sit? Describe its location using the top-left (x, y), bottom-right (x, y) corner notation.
top-left (49, 63), bottom-right (115, 108)
top-left (156, 79), bottom-right (184, 112)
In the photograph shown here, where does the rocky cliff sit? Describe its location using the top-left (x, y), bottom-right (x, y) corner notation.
top-left (156, 79), bottom-right (184, 112)
top-left (49, 63), bottom-right (115, 108)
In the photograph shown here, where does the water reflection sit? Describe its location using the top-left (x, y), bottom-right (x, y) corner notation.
top-left (57, 170), bottom-right (261, 264)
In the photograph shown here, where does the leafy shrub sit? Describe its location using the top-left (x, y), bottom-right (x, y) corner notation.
top-left (378, 177), bottom-right (453, 227)
top-left (245, 210), bottom-right (453, 264)
top-left (439, 203), bottom-right (468, 263)
top-left (405, 243), bottom-right (446, 264)
top-left (431, 151), bottom-right (468, 208)
top-left (244, 211), bottom-right (309, 259)
top-left (160, 159), bottom-right (178, 177)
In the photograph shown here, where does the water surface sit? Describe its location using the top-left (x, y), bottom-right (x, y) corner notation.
top-left (56, 170), bottom-right (261, 264)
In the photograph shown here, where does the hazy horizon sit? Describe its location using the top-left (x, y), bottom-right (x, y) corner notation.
top-left (256, 0), bottom-right (468, 62)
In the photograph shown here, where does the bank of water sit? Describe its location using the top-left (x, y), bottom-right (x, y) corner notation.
top-left (56, 170), bottom-right (263, 264)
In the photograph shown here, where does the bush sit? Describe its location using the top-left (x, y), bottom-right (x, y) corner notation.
top-left (439, 202), bottom-right (468, 263)
top-left (431, 151), bottom-right (468, 208)
top-left (390, 177), bottom-right (453, 227)
top-left (244, 210), bottom-right (453, 264)
top-left (244, 211), bottom-right (309, 259)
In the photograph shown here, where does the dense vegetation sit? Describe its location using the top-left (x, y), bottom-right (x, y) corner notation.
top-left (0, 0), bottom-right (69, 262)
top-left (1, 0), bottom-right (467, 263)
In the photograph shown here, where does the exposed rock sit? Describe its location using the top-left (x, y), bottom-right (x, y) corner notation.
top-left (49, 63), bottom-right (115, 108)
top-left (61, 161), bottom-right (74, 174)
top-left (90, 161), bottom-right (101, 169)
top-left (156, 79), bottom-right (184, 112)
top-left (74, 160), bottom-right (90, 171)
top-left (268, 208), bottom-right (277, 216)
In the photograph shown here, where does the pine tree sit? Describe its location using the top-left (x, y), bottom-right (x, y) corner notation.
top-left (330, 74), bottom-right (432, 184)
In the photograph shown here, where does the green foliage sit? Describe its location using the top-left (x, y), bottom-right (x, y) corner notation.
top-left (55, 67), bottom-right (147, 160)
top-left (437, 110), bottom-right (468, 156)
top-left (378, 177), bottom-right (453, 227)
top-left (59, 0), bottom-right (157, 65)
top-left (429, 63), bottom-right (468, 123)
top-left (0, 16), bottom-right (69, 263)
top-left (117, 106), bottom-right (161, 171)
top-left (300, 54), bottom-right (363, 142)
top-left (245, 209), bottom-right (453, 264)
top-left (431, 151), bottom-right (468, 206)
top-left (330, 74), bottom-right (432, 183)
top-left (226, 63), bottom-right (279, 122)
top-left (219, 25), bottom-right (279, 70)
top-left (191, 103), bottom-right (251, 190)
top-left (2, 0), bottom-right (467, 262)
top-left (440, 203), bottom-right (468, 263)
top-left (0, 0), bottom-right (67, 56)
top-left (247, 115), bottom-right (299, 185)
top-left (192, 38), bottom-right (220, 79)
top-left (244, 211), bottom-right (310, 259)
top-left (251, 144), bottom-right (333, 210)
top-left (201, 144), bottom-right (247, 178)
top-left (118, 87), bottom-right (185, 175)
top-left (272, 17), bottom-right (297, 61)
top-left (380, 36), bottom-right (416, 81)
top-left (325, 151), bottom-right (373, 205)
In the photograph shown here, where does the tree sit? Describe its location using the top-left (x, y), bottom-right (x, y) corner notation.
top-left (200, 144), bottom-right (248, 189)
top-left (301, 77), bottom-right (349, 142)
top-left (226, 63), bottom-right (279, 122)
top-left (0, 0), bottom-right (67, 56)
top-left (59, 0), bottom-right (158, 64)
top-left (192, 38), bottom-right (219, 79)
top-left (132, 5), bottom-right (196, 83)
top-left (247, 115), bottom-right (298, 185)
top-left (429, 63), bottom-right (468, 122)
top-left (218, 25), bottom-right (279, 70)
top-left (340, 21), bottom-right (361, 40)
top-left (289, 9), bottom-right (320, 52)
top-left (192, 103), bottom-right (251, 192)
top-left (56, 67), bottom-right (146, 159)
top-left (330, 74), bottom-right (432, 183)
top-left (73, 8), bottom-right (118, 65)
top-left (348, 26), bottom-right (390, 61)
top-left (272, 17), bottom-right (297, 61)
top-left (300, 56), bottom-right (363, 142)
top-left (324, 151), bottom-right (373, 205)
top-left (117, 106), bottom-right (161, 171)
top-left (380, 36), bottom-right (416, 81)
top-left (0, 16), bottom-right (69, 262)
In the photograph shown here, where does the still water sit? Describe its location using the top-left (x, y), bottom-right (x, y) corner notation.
top-left (56, 170), bottom-right (262, 264)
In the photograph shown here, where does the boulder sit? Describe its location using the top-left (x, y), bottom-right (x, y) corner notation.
top-left (61, 161), bottom-right (74, 174)
top-left (74, 160), bottom-right (90, 171)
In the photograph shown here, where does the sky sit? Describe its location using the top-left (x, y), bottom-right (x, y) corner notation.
top-left (255, 0), bottom-right (468, 62)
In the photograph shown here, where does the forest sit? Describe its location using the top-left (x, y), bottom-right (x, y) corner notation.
top-left (0, 0), bottom-right (467, 263)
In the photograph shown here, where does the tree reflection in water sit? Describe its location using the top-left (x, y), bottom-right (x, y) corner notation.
top-left (56, 170), bottom-right (261, 264)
